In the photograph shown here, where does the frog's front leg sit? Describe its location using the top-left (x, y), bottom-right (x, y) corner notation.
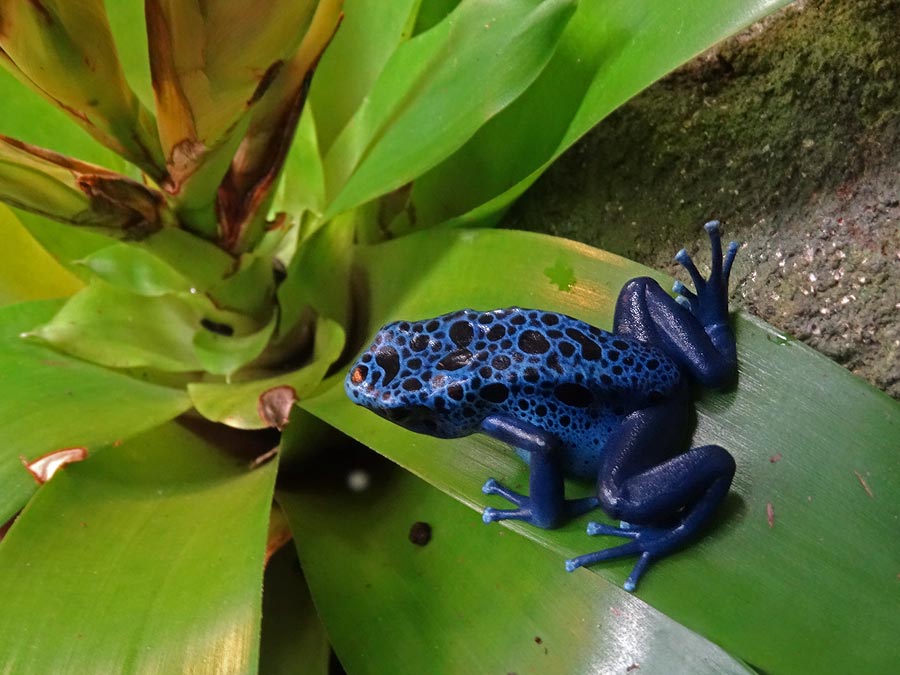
top-left (564, 386), bottom-right (735, 591)
top-left (479, 415), bottom-right (599, 529)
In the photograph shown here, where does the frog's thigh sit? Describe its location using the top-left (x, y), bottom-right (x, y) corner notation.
top-left (598, 388), bottom-right (734, 524)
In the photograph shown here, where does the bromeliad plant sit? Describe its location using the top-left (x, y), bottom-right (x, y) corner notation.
top-left (1, 1), bottom-right (898, 673)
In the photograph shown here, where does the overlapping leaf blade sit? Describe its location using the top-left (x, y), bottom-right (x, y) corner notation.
top-left (322, 0), bottom-right (577, 220)
top-left (0, 205), bottom-right (82, 305)
top-left (0, 300), bottom-right (191, 523)
top-left (0, 420), bottom-right (278, 673)
top-left (218, 0), bottom-right (343, 252)
top-left (301, 227), bottom-right (900, 672)
top-left (0, 0), bottom-right (165, 178)
top-left (0, 136), bottom-right (168, 232)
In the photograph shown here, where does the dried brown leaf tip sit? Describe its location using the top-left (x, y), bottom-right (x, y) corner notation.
top-left (21, 447), bottom-right (88, 484)
top-left (257, 385), bottom-right (298, 430)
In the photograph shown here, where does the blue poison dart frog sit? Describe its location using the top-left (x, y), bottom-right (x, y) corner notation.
top-left (346, 222), bottom-right (739, 591)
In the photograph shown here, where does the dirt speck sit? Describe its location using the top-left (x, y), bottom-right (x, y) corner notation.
top-left (854, 470), bottom-right (875, 498)
top-left (766, 502), bottom-right (775, 528)
top-left (408, 521), bottom-right (432, 546)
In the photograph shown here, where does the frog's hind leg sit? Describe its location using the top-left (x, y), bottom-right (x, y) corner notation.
top-left (613, 222), bottom-right (739, 389)
top-left (565, 387), bottom-right (735, 591)
top-left (479, 415), bottom-right (599, 529)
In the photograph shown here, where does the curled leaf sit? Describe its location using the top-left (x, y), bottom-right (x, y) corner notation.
top-left (21, 447), bottom-right (88, 484)
top-left (0, 136), bottom-right (168, 232)
top-left (258, 386), bottom-right (298, 431)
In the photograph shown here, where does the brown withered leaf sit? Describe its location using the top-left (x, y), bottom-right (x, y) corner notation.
top-left (21, 447), bottom-right (88, 484)
top-left (257, 386), bottom-right (298, 431)
top-left (217, 0), bottom-right (344, 252)
top-left (146, 0), bottom-right (321, 200)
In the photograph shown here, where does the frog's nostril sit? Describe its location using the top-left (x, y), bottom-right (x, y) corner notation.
top-left (351, 365), bottom-right (368, 385)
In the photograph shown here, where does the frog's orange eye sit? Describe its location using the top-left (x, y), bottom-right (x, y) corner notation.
top-left (351, 366), bottom-right (367, 384)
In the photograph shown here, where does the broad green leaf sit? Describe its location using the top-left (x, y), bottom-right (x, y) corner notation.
top-left (29, 278), bottom-right (272, 374)
top-left (0, 67), bottom-right (126, 171)
top-left (280, 448), bottom-right (751, 674)
top-left (259, 545), bottom-right (331, 675)
top-left (139, 227), bottom-right (236, 291)
top-left (0, 300), bottom-right (190, 524)
top-left (13, 209), bottom-right (122, 276)
top-left (28, 281), bottom-right (203, 372)
top-left (0, 0), bottom-right (165, 179)
top-left (270, 101), bottom-right (326, 222)
top-left (276, 219), bottom-right (354, 340)
top-left (0, 420), bottom-right (277, 674)
top-left (301, 227), bottom-right (900, 673)
top-left (0, 205), bottom-right (82, 305)
top-left (78, 243), bottom-right (195, 297)
top-left (308, 0), bottom-right (422, 155)
top-left (322, 0), bottom-right (576, 218)
top-left (405, 0), bottom-right (792, 229)
top-left (190, 316), bottom-right (345, 429)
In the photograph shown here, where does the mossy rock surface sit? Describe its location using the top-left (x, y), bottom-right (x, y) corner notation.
top-left (508, 0), bottom-right (899, 398)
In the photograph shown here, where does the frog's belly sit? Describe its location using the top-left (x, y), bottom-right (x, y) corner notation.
top-left (514, 406), bottom-right (625, 481)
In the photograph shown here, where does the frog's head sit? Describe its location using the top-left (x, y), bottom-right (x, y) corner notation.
top-left (345, 316), bottom-right (484, 438)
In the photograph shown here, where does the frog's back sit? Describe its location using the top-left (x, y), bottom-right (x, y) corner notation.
top-left (417, 307), bottom-right (681, 399)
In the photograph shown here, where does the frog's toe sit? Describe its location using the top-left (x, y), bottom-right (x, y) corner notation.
top-left (481, 477), bottom-right (526, 505)
top-left (586, 521), bottom-right (638, 538)
top-left (482, 506), bottom-right (531, 524)
top-left (703, 219), bottom-right (721, 235)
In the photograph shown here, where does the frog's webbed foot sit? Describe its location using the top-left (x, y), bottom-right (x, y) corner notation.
top-left (673, 220), bottom-right (739, 330)
top-left (481, 477), bottom-right (598, 528)
top-left (565, 521), bottom-right (689, 592)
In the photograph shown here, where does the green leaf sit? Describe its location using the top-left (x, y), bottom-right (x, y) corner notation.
top-left (104, 0), bottom-right (155, 108)
top-left (0, 205), bottom-right (82, 306)
top-left (0, 420), bottom-right (277, 673)
top-left (270, 103), bottom-right (326, 221)
top-left (193, 313), bottom-right (277, 378)
top-left (13, 209), bottom-right (122, 276)
top-left (0, 300), bottom-right (190, 523)
top-left (0, 67), bottom-right (126, 171)
top-left (259, 545), bottom-right (331, 675)
top-left (280, 450), bottom-right (751, 674)
top-left (301, 227), bottom-right (900, 672)
top-left (0, 0), bottom-right (165, 178)
top-left (189, 316), bottom-right (345, 429)
top-left (405, 0), bottom-right (793, 229)
top-left (322, 0), bottom-right (576, 218)
top-left (308, 0), bottom-right (422, 155)
top-left (28, 281), bottom-right (203, 372)
top-left (276, 219), bottom-right (354, 340)
top-left (78, 242), bottom-right (194, 297)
